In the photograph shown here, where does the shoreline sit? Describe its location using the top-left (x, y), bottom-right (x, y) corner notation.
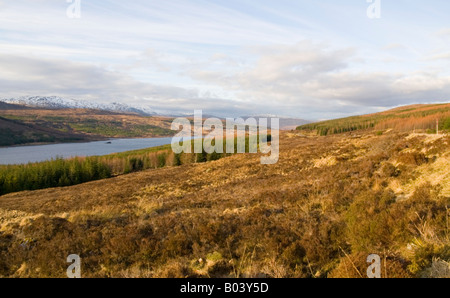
top-left (0, 136), bottom-right (177, 166)
top-left (0, 134), bottom-right (175, 149)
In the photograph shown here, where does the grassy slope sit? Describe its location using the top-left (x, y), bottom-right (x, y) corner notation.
top-left (0, 130), bottom-right (448, 278)
top-left (0, 108), bottom-right (175, 146)
top-left (297, 103), bottom-right (450, 136)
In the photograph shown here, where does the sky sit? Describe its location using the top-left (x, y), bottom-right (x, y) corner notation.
top-left (0, 0), bottom-right (449, 119)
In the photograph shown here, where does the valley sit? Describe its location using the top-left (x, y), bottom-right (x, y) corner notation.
top-left (2, 0), bottom-right (449, 282)
top-left (0, 110), bottom-right (448, 277)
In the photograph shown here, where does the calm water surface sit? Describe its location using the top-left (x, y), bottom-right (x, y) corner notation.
top-left (0, 137), bottom-right (174, 165)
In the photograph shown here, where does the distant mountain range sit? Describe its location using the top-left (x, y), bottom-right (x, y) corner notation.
top-left (240, 115), bottom-right (311, 130)
top-left (0, 96), bottom-right (156, 116)
top-left (0, 96), bottom-right (311, 129)
top-left (177, 114), bottom-right (311, 130)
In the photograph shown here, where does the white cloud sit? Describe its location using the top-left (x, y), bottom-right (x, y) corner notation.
top-left (382, 44), bottom-right (406, 51)
top-left (436, 28), bottom-right (450, 37)
top-left (0, 53), bottom-right (261, 116)
top-left (184, 42), bottom-right (450, 113)
top-left (427, 52), bottom-right (450, 61)
top-left (0, 1), bottom-right (449, 119)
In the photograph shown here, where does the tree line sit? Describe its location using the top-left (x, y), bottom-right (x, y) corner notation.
top-left (0, 136), bottom-right (270, 196)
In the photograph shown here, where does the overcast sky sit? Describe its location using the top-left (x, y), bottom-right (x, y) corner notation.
top-left (0, 0), bottom-right (449, 119)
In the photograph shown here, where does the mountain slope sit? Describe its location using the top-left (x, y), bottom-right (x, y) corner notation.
top-left (0, 116), bottom-right (87, 146)
top-left (297, 103), bottom-right (450, 136)
top-left (0, 102), bottom-right (33, 110)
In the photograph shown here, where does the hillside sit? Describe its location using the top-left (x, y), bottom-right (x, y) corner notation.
top-left (0, 128), bottom-right (448, 278)
top-left (0, 102), bottom-right (32, 110)
top-left (0, 116), bottom-right (88, 147)
top-left (297, 103), bottom-right (450, 136)
top-left (0, 107), bottom-right (175, 147)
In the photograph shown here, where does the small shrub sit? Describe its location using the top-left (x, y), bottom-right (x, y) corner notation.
top-left (380, 163), bottom-right (400, 177)
top-left (196, 151), bottom-right (208, 163)
top-left (397, 152), bottom-right (428, 166)
top-left (173, 154), bottom-right (182, 166)
top-left (443, 118), bottom-right (450, 130)
top-left (157, 154), bottom-right (166, 168)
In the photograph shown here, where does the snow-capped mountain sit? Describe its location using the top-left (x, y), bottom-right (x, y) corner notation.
top-left (0, 96), bottom-right (156, 116)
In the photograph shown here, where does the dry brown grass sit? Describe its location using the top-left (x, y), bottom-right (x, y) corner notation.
top-left (0, 131), bottom-right (449, 278)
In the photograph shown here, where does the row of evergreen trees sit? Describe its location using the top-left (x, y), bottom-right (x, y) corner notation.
top-left (0, 157), bottom-right (111, 195)
top-left (0, 151), bottom-right (226, 196)
top-left (315, 122), bottom-right (376, 136)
